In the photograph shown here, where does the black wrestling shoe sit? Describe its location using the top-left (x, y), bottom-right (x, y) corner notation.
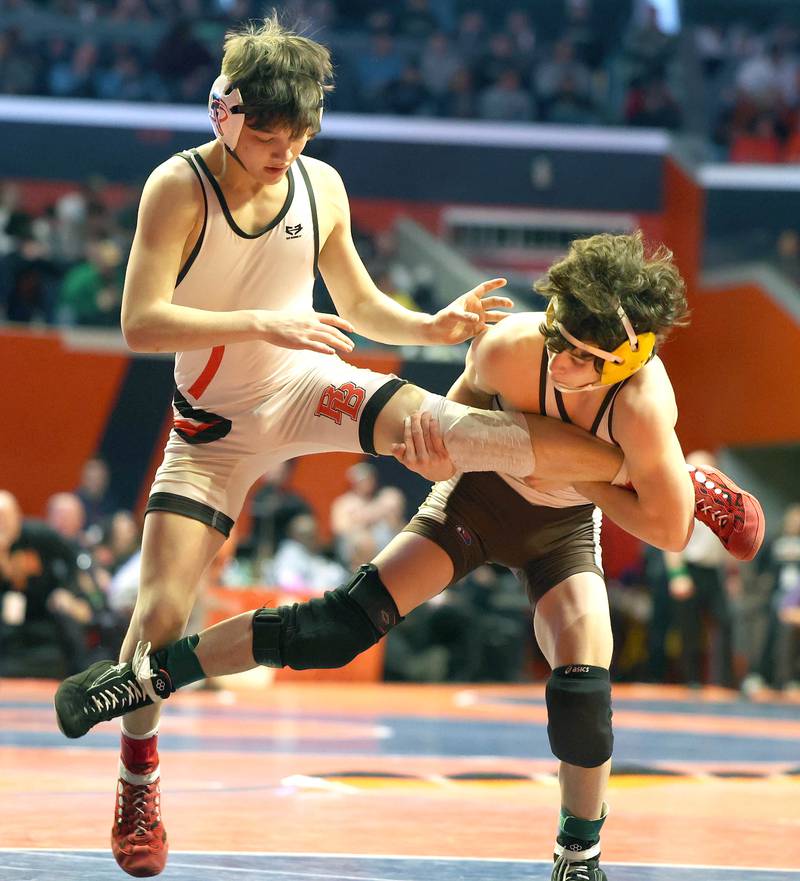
top-left (54, 641), bottom-right (172, 739)
top-left (551, 852), bottom-right (608, 880)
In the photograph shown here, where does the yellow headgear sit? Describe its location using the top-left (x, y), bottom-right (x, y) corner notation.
top-left (546, 299), bottom-right (656, 388)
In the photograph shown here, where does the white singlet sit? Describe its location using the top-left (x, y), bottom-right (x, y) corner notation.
top-left (147, 151), bottom-right (404, 534)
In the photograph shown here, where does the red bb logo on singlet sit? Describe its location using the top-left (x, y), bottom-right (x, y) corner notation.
top-left (315, 382), bottom-right (366, 425)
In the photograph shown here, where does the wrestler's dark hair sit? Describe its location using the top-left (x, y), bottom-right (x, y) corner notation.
top-left (221, 11), bottom-right (333, 139)
top-left (537, 231), bottom-right (690, 360)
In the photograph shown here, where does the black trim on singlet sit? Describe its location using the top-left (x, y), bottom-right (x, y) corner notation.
top-left (606, 377), bottom-right (631, 446)
top-left (175, 152), bottom-right (208, 286)
top-left (295, 157), bottom-right (319, 278)
top-left (358, 378), bottom-right (408, 456)
top-left (146, 492), bottom-right (234, 538)
top-left (538, 347), bottom-right (549, 416)
top-left (554, 388), bottom-right (572, 424)
top-left (191, 149), bottom-right (295, 239)
top-left (544, 345), bottom-right (625, 436)
top-left (590, 384), bottom-right (619, 436)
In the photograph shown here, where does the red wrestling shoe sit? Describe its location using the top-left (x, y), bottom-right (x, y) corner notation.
top-left (111, 733), bottom-right (168, 876)
top-left (688, 464), bottom-right (765, 561)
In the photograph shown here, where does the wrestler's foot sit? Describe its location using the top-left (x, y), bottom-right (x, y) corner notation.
top-left (552, 851), bottom-right (608, 880)
top-left (54, 642), bottom-right (172, 738)
top-left (688, 464), bottom-right (765, 561)
top-left (112, 762), bottom-right (168, 876)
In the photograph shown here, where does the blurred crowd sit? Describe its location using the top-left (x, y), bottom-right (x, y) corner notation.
top-left (2, 451), bottom-right (799, 696)
top-left (1, 0), bottom-right (681, 128)
top-left (2, 1), bottom-right (800, 159)
top-left (0, 178), bottom-right (430, 327)
top-left (700, 20), bottom-right (800, 162)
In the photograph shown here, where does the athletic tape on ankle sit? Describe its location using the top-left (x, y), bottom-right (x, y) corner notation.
top-left (418, 393), bottom-right (535, 478)
top-left (121, 722), bottom-right (159, 740)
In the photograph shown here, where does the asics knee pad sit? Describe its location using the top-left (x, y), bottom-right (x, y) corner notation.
top-left (546, 665), bottom-right (613, 768)
top-left (252, 564), bottom-right (402, 670)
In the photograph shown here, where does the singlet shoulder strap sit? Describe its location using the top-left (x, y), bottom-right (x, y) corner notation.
top-left (175, 152), bottom-right (208, 287)
top-left (294, 157), bottom-right (320, 278)
top-left (589, 384), bottom-right (618, 436)
top-left (606, 377), bottom-right (632, 446)
top-left (538, 346), bottom-right (549, 416)
top-left (553, 388), bottom-right (571, 423)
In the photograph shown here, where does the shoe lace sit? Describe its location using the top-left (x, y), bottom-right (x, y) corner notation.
top-left (86, 642), bottom-right (156, 719)
top-left (554, 855), bottom-right (594, 881)
top-left (117, 777), bottom-right (161, 838)
top-left (690, 467), bottom-right (739, 537)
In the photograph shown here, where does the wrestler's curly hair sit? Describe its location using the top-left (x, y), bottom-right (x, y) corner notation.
top-left (221, 11), bottom-right (333, 139)
top-left (537, 231), bottom-right (690, 358)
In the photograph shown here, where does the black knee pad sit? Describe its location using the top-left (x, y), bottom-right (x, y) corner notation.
top-left (545, 665), bottom-right (613, 768)
top-left (252, 564), bottom-right (402, 670)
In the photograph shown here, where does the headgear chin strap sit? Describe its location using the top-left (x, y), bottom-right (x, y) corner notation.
top-left (209, 75), bottom-right (245, 151)
top-left (546, 299), bottom-right (656, 392)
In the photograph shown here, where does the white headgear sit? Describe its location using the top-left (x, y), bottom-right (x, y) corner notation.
top-left (208, 75), bottom-right (245, 150)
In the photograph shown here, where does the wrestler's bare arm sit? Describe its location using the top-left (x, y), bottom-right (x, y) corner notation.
top-left (310, 159), bottom-right (512, 346)
top-left (574, 369), bottom-right (694, 551)
top-left (394, 316), bottom-right (626, 484)
top-left (121, 157), bottom-right (354, 354)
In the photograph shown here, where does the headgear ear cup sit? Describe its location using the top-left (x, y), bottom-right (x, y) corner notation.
top-left (208, 75), bottom-right (245, 150)
top-left (600, 332), bottom-right (655, 384)
top-left (546, 299), bottom-right (656, 386)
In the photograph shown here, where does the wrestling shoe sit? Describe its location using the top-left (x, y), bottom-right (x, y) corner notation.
top-left (552, 852), bottom-right (607, 880)
top-left (54, 642), bottom-right (172, 739)
top-left (112, 762), bottom-right (168, 876)
top-left (688, 464), bottom-right (765, 561)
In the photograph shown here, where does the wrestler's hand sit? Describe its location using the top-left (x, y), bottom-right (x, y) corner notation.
top-left (392, 411), bottom-right (456, 482)
top-left (261, 310), bottom-right (355, 355)
top-left (426, 278), bottom-right (513, 345)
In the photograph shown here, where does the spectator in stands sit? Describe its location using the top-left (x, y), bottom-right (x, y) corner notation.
top-left (99, 510), bottom-right (141, 575)
top-left (57, 238), bottom-right (124, 326)
top-left (504, 9), bottom-right (537, 61)
top-left (356, 31), bottom-right (406, 111)
top-left (75, 456), bottom-right (117, 532)
top-left (247, 460), bottom-right (312, 564)
top-left (477, 68), bottom-right (535, 122)
top-left (454, 9), bottom-right (487, 68)
top-left (395, 0), bottom-right (440, 41)
top-left (743, 503), bottom-right (800, 694)
top-left (562, 0), bottom-right (606, 72)
top-left (95, 45), bottom-right (168, 103)
top-left (379, 63), bottom-right (435, 116)
top-left (546, 73), bottom-right (599, 125)
top-left (472, 31), bottom-right (522, 93)
top-left (0, 490), bottom-right (93, 676)
top-left (535, 38), bottom-right (591, 116)
top-left (735, 42), bottom-right (795, 111)
top-left (0, 233), bottom-right (58, 324)
top-left (48, 39), bottom-right (99, 99)
top-left (152, 18), bottom-right (214, 103)
top-left (622, 1), bottom-right (674, 79)
top-left (419, 32), bottom-right (463, 103)
top-left (662, 452), bottom-right (736, 688)
top-left (268, 513), bottom-right (348, 595)
top-left (331, 462), bottom-right (406, 561)
top-left (625, 75), bottom-right (682, 129)
top-left (0, 27), bottom-right (39, 95)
